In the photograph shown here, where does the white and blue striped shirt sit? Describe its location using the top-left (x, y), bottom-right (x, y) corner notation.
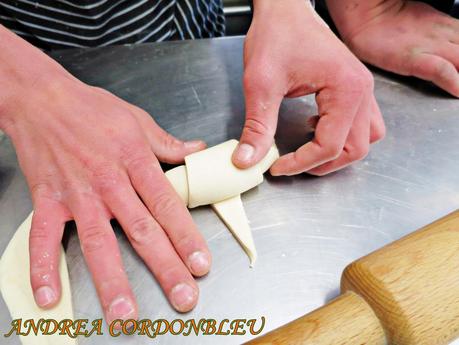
top-left (0, 0), bottom-right (226, 49)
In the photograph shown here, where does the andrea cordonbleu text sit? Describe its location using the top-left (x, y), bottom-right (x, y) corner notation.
top-left (5, 317), bottom-right (266, 338)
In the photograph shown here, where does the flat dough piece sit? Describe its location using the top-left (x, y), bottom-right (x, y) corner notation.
top-left (0, 213), bottom-right (75, 345)
top-left (212, 195), bottom-right (257, 266)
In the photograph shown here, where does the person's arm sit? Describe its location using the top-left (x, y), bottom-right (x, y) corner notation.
top-left (0, 25), bottom-right (211, 325)
top-left (326, 0), bottom-right (459, 97)
top-left (232, 0), bottom-right (385, 176)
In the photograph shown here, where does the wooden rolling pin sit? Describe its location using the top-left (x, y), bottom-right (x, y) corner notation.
top-left (248, 209), bottom-right (459, 345)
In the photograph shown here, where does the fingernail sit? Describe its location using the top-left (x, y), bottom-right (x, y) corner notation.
top-left (184, 140), bottom-right (204, 149)
top-left (188, 251), bottom-right (210, 276)
top-left (170, 283), bottom-right (197, 312)
top-left (34, 286), bottom-right (56, 307)
top-left (269, 165), bottom-right (282, 177)
top-left (235, 143), bottom-right (255, 163)
top-left (107, 296), bottom-right (135, 324)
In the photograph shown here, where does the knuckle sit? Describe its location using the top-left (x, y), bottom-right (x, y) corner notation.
top-left (175, 233), bottom-right (196, 253)
top-left (407, 53), bottom-right (426, 75)
top-left (79, 225), bottom-right (111, 254)
top-left (151, 191), bottom-right (179, 216)
top-left (29, 224), bottom-right (49, 242)
top-left (30, 258), bottom-right (53, 281)
top-left (244, 117), bottom-right (273, 137)
top-left (434, 60), bottom-right (452, 80)
top-left (373, 122), bottom-right (386, 142)
top-left (335, 64), bottom-right (374, 94)
top-left (124, 152), bottom-right (154, 171)
top-left (128, 217), bottom-right (157, 246)
top-left (92, 164), bottom-right (123, 194)
top-left (162, 133), bottom-right (183, 151)
top-left (361, 69), bottom-right (375, 89)
top-left (348, 70), bottom-right (374, 92)
top-left (243, 67), bottom-right (273, 93)
top-left (60, 178), bottom-right (86, 197)
top-left (410, 54), bottom-right (426, 75)
top-left (30, 182), bottom-right (54, 201)
top-left (30, 240), bottom-right (56, 281)
top-left (120, 141), bottom-right (159, 172)
top-left (157, 264), bottom-right (182, 284)
top-left (29, 214), bottom-right (54, 245)
top-left (348, 144), bottom-right (369, 161)
top-left (292, 150), bottom-right (308, 168)
top-left (98, 277), bottom-right (127, 299)
top-left (322, 143), bottom-right (342, 160)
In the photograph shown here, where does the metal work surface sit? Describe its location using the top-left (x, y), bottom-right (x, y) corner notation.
top-left (1, 37), bottom-right (459, 344)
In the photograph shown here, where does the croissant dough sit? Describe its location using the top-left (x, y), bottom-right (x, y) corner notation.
top-left (0, 213), bottom-right (75, 345)
top-left (166, 139), bottom-right (279, 265)
top-left (211, 195), bottom-right (257, 265)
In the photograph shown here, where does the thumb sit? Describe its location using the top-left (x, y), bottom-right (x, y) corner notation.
top-left (135, 109), bottom-right (206, 164)
top-left (232, 74), bottom-right (282, 168)
top-left (153, 129), bottom-right (206, 164)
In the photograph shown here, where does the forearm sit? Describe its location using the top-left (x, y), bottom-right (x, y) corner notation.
top-left (252, 0), bottom-right (316, 19)
top-left (326, 0), bottom-right (403, 42)
top-left (0, 25), bottom-right (71, 132)
top-left (252, 0), bottom-right (328, 32)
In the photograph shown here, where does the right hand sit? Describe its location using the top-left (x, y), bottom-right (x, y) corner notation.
top-left (1, 65), bottom-right (211, 325)
top-left (232, 0), bottom-right (386, 176)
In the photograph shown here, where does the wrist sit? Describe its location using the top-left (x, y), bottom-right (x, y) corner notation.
top-left (0, 26), bottom-right (74, 133)
top-left (252, 0), bottom-right (315, 19)
top-left (326, 0), bottom-right (403, 43)
top-left (0, 70), bottom-right (77, 135)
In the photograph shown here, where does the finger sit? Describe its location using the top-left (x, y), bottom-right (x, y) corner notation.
top-left (132, 108), bottom-right (206, 164)
top-left (72, 198), bottom-right (137, 325)
top-left (101, 177), bottom-right (200, 313)
top-left (125, 152), bottom-right (211, 278)
top-left (270, 81), bottom-right (366, 176)
top-left (232, 70), bottom-right (284, 168)
top-left (309, 100), bottom-right (383, 144)
top-left (369, 97), bottom-right (386, 144)
top-left (436, 42), bottom-right (459, 70)
top-left (29, 194), bottom-right (69, 308)
top-left (409, 53), bottom-right (459, 97)
top-left (307, 94), bottom-right (371, 176)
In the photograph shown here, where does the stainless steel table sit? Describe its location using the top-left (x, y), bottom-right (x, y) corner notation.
top-left (1, 37), bottom-right (458, 344)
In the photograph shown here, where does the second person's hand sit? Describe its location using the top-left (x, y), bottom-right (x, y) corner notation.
top-left (327, 0), bottom-right (459, 98)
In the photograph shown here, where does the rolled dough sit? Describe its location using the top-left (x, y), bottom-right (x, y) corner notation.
top-left (166, 139), bottom-right (279, 265)
top-left (0, 213), bottom-right (75, 345)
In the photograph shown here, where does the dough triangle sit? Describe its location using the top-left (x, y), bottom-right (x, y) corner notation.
top-left (212, 195), bottom-right (257, 267)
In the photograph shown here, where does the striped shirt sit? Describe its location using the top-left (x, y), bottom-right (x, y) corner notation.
top-left (0, 0), bottom-right (225, 50)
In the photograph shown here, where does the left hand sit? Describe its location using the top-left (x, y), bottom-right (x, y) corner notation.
top-left (328, 0), bottom-right (459, 97)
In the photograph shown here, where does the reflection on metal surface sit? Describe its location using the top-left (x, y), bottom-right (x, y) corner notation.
top-left (0, 37), bottom-right (458, 344)
top-left (223, 5), bottom-right (251, 15)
